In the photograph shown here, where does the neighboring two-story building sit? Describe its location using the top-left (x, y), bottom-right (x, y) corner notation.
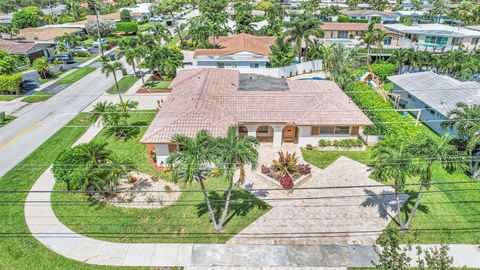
top-left (384, 23), bottom-right (480, 51)
top-left (142, 69), bottom-right (372, 167)
top-left (320, 22), bottom-right (402, 47)
top-left (193, 33), bottom-right (276, 68)
top-left (388, 71), bottom-right (480, 136)
top-left (339, 10), bottom-right (399, 23)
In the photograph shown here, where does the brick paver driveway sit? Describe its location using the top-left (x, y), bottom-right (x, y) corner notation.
top-left (229, 144), bottom-right (403, 245)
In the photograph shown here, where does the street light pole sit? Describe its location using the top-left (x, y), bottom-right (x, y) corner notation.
top-left (94, 4), bottom-right (105, 61)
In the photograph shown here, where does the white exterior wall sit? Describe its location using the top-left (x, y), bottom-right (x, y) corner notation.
top-left (297, 126), bottom-right (359, 147)
top-left (155, 144), bottom-right (170, 167)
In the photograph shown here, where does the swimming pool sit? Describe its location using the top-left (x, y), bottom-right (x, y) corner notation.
top-left (297, 77), bottom-right (325, 80)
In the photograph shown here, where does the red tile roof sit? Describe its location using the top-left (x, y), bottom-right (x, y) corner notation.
top-left (194, 33), bottom-right (276, 57)
top-left (322, 22), bottom-right (402, 36)
top-left (141, 69), bottom-right (372, 144)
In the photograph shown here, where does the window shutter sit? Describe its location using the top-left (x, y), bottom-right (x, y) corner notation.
top-left (311, 126), bottom-right (320, 135)
top-left (351, 126), bottom-right (360, 135)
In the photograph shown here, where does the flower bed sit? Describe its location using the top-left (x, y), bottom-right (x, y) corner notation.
top-left (304, 138), bottom-right (366, 151)
top-left (257, 151), bottom-right (312, 194)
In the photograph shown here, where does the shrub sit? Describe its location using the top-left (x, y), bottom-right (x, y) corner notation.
top-left (332, 138), bottom-right (364, 148)
top-left (0, 73), bottom-right (23, 95)
top-left (296, 164), bottom-right (311, 175)
top-left (261, 164), bottom-right (271, 175)
top-left (305, 144), bottom-right (313, 150)
top-left (368, 63), bottom-right (396, 82)
top-left (120, 9), bottom-right (131, 22)
top-left (72, 51), bottom-right (90, 57)
top-left (338, 14), bottom-right (350, 22)
top-left (279, 174), bottom-right (294, 189)
top-left (318, 139), bottom-right (332, 147)
top-left (344, 82), bottom-right (420, 138)
top-left (116, 22), bottom-right (138, 34)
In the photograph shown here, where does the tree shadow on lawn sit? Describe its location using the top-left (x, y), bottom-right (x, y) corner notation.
top-left (196, 190), bottom-right (269, 227)
top-left (361, 189), bottom-right (429, 222)
top-left (103, 121), bottom-right (146, 141)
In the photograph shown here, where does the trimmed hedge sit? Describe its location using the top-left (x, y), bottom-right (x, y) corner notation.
top-left (116, 22), bottom-right (138, 33)
top-left (344, 82), bottom-right (420, 138)
top-left (0, 73), bottom-right (23, 95)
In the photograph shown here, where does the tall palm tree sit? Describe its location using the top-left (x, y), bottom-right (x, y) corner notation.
top-left (286, 13), bottom-right (323, 62)
top-left (442, 102), bottom-right (480, 177)
top-left (118, 47), bottom-right (141, 80)
top-left (166, 130), bottom-right (220, 230)
top-left (405, 134), bottom-right (466, 229)
top-left (101, 61), bottom-right (126, 102)
top-left (214, 126), bottom-right (258, 231)
top-left (388, 49), bottom-right (409, 74)
top-left (150, 23), bottom-right (172, 45)
top-left (361, 21), bottom-right (384, 64)
top-left (324, 44), bottom-right (357, 89)
top-left (372, 139), bottom-right (415, 229)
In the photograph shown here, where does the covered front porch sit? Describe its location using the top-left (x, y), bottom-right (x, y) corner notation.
top-left (239, 123), bottom-right (298, 147)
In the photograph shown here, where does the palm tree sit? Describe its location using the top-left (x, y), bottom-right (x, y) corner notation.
top-left (388, 49), bottom-right (409, 74)
top-left (324, 44), bottom-right (358, 89)
top-left (150, 23), bottom-right (171, 45)
top-left (101, 61), bottom-right (126, 102)
top-left (286, 13), bottom-right (323, 62)
top-left (361, 21), bottom-right (387, 64)
top-left (305, 39), bottom-right (325, 61)
top-left (372, 139), bottom-right (414, 229)
top-left (214, 126), bottom-right (258, 231)
top-left (442, 103), bottom-right (480, 177)
top-left (118, 47), bottom-right (141, 80)
top-left (405, 134), bottom-right (466, 229)
top-left (166, 130), bottom-right (220, 230)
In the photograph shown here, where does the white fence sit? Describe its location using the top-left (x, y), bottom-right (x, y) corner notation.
top-left (177, 60), bottom-right (323, 78)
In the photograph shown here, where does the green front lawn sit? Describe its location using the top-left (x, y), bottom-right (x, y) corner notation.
top-left (0, 114), bottom-right (142, 269)
top-left (74, 55), bottom-right (96, 62)
top-left (21, 92), bottom-right (53, 103)
top-left (301, 147), bottom-right (373, 169)
top-left (0, 95), bottom-right (19, 101)
top-left (57, 67), bottom-right (96, 85)
top-left (138, 22), bottom-right (155, 32)
top-left (52, 110), bottom-right (270, 243)
top-left (381, 163), bottom-right (479, 244)
top-left (144, 80), bottom-right (171, 90)
top-left (106, 76), bottom-right (139, 94)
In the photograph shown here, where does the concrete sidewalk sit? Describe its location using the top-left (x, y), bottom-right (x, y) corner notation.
top-left (23, 125), bottom-right (480, 268)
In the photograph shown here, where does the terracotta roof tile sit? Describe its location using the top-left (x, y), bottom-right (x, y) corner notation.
top-left (194, 33), bottom-right (276, 57)
top-left (18, 27), bottom-right (83, 41)
top-left (0, 40), bottom-right (36, 54)
top-left (141, 69), bottom-right (372, 144)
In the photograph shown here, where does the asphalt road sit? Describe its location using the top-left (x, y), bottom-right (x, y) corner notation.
top-left (0, 60), bottom-right (131, 177)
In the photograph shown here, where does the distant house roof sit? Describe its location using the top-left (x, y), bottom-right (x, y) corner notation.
top-left (393, 10), bottom-right (426, 17)
top-left (194, 33), bottom-right (276, 57)
top-left (86, 12), bottom-right (121, 21)
top-left (321, 22), bottom-right (402, 35)
top-left (0, 40), bottom-right (37, 54)
top-left (384, 24), bottom-right (480, 37)
top-left (141, 69), bottom-right (372, 144)
top-left (388, 71), bottom-right (480, 117)
top-left (18, 27), bottom-right (83, 42)
top-left (340, 10), bottom-right (397, 18)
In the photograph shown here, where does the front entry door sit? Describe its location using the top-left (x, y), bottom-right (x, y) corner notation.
top-left (282, 125), bottom-right (296, 143)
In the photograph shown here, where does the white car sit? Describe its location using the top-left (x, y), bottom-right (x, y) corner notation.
top-left (70, 46), bottom-right (89, 53)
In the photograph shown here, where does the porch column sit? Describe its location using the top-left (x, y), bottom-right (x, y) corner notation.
top-left (155, 144), bottom-right (169, 167)
top-left (272, 125), bottom-right (285, 147)
top-left (245, 125), bottom-right (258, 137)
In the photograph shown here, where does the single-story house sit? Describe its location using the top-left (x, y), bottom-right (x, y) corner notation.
top-left (193, 33), bottom-right (276, 68)
top-left (0, 39), bottom-right (49, 62)
top-left (141, 69), bottom-right (372, 166)
top-left (321, 22), bottom-right (402, 47)
top-left (393, 10), bottom-right (426, 21)
top-left (339, 10), bottom-right (399, 23)
top-left (388, 71), bottom-right (480, 136)
top-left (17, 26), bottom-right (85, 44)
top-left (384, 23), bottom-right (480, 51)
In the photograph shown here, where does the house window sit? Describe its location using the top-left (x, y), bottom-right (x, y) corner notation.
top-left (472, 37), bottom-right (479, 45)
top-left (238, 126), bottom-right (248, 133)
top-left (425, 36), bottom-right (448, 47)
top-left (168, 143), bottom-right (178, 153)
top-left (250, 63), bottom-right (259, 68)
top-left (338, 31), bottom-right (348, 39)
top-left (355, 31), bottom-right (363, 36)
top-left (335, 126), bottom-right (350, 135)
top-left (320, 126), bottom-right (335, 135)
top-left (451, 37), bottom-right (464, 46)
top-left (384, 37), bottom-right (392, 46)
top-left (330, 31), bottom-right (334, 38)
top-left (217, 62), bottom-right (225, 68)
top-left (257, 126), bottom-right (270, 133)
top-left (311, 126), bottom-right (320, 135)
top-left (226, 63), bottom-right (237, 68)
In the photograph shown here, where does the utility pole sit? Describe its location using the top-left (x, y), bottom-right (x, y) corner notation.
top-left (94, 4), bottom-right (105, 61)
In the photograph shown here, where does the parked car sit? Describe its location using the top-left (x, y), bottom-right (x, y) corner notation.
top-left (150, 16), bottom-right (163, 22)
top-left (70, 46), bottom-right (89, 53)
top-left (92, 38), bottom-right (107, 47)
top-left (49, 54), bottom-right (74, 64)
